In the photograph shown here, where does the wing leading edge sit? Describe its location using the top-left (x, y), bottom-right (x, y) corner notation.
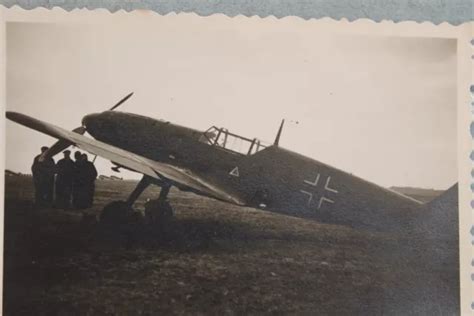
top-left (6, 111), bottom-right (244, 205)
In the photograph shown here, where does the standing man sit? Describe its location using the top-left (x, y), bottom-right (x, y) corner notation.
top-left (31, 146), bottom-right (56, 207)
top-left (55, 150), bottom-right (75, 209)
top-left (72, 150), bottom-right (85, 209)
top-left (82, 153), bottom-right (98, 208)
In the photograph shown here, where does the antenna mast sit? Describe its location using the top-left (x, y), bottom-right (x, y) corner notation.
top-left (273, 119), bottom-right (285, 146)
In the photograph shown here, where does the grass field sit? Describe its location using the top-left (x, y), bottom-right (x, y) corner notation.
top-left (3, 175), bottom-right (459, 315)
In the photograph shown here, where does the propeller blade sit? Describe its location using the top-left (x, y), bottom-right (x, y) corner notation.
top-left (39, 92), bottom-right (132, 160)
top-left (109, 92), bottom-right (134, 111)
top-left (73, 126), bottom-right (86, 134)
top-left (42, 126), bottom-right (86, 160)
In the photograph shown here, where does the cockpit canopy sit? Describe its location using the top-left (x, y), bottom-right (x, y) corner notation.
top-left (199, 126), bottom-right (268, 155)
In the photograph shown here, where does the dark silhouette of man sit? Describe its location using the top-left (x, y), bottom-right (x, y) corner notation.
top-left (82, 154), bottom-right (98, 208)
top-left (31, 146), bottom-right (56, 207)
top-left (72, 152), bottom-right (97, 209)
top-left (55, 150), bottom-right (75, 209)
top-left (72, 151), bottom-right (85, 209)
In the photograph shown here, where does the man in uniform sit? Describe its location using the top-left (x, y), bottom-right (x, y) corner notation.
top-left (31, 146), bottom-right (56, 207)
top-left (55, 150), bottom-right (75, 209)
top-left (82, 153), bottom-right (98, 208)
top-left (72, 151), bottom-right (85, 209)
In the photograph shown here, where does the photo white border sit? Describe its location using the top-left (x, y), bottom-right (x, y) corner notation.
top-left (0, 7), bottom-right (472, 314)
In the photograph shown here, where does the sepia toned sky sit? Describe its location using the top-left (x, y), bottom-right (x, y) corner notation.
top-left (5, 16), bottom-right (457, 189)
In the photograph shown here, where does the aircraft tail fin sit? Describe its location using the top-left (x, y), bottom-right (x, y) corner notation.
top-left (274, 119), bottom-right (285, 146)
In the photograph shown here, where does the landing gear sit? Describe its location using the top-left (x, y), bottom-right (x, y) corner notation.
top-left (145, 199), bottom-right (173, 226)
top-left (99, 175), bottom-right (152, 226)
top-left (144, 183), bottom-right (173, 227)
top-left (100, 200), bottom-right (133, 226)
top-left (99, 175), bottom-right (174, 228)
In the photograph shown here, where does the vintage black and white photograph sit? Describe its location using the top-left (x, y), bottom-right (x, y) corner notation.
top-left (2, 9), bottom-right (469, 315)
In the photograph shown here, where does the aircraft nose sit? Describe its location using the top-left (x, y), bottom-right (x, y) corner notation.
top-left (82, 113), bottom-right (102, 133)
top-left (82, 113), bottom-right (102, 127)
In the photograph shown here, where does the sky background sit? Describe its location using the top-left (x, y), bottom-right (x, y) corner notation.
top-left (5, 17), bottom-right (457, 190)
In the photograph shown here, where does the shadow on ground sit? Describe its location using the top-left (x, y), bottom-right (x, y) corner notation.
top-left (3, 177), bottom-right (459, 315)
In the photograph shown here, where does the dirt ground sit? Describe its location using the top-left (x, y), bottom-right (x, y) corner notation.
top-left (3, 175), bottom-right (459, 315)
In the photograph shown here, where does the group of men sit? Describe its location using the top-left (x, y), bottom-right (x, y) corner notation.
top-left (31, 146), bottom-right (98, 209)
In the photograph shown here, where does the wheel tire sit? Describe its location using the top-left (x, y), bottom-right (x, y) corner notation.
top-left (100, 200), bottom-right (132, 226)
top-left (145, 199), bottom-right (174, 225)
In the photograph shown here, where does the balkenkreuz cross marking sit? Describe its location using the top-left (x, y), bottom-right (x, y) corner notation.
top-left (324, 176), bottom-right (338, 193)
top-left (300, 190), bottom-right (313, 206)
top-left (304, 174), bottom-right (320, 186)
top-left (300, 172), bottom-right (338, 210)
top-left (318, 197), bottom-right (335, 209)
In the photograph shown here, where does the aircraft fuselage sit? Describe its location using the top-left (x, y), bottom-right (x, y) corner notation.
top-left (82, 111), bottom-right (421, 231)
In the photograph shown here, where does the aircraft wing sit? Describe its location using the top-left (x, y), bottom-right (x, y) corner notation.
top-left (6, 112), bottom-right (244, 205)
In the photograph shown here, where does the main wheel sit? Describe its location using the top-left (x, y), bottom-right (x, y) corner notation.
top-left (144, 199), bottom-right (174, 226)
top-left (97, 201), bottom-right (144, 247)
top-left (100, 200), bottom-right (133, 226)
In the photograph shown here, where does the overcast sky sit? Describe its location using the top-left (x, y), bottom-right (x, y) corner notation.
top-left (5, 17), bottom-right (457, 189)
